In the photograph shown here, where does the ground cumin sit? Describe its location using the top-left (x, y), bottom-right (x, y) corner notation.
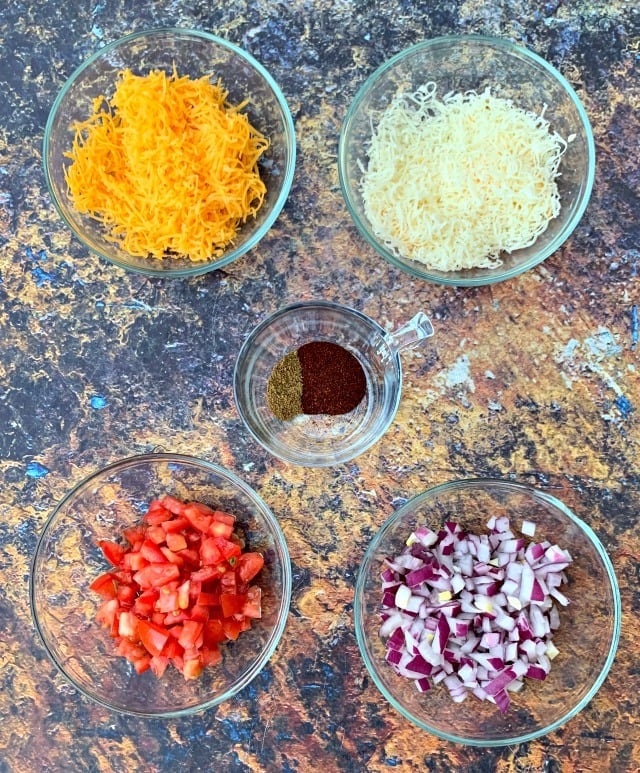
top-left (266, 341), bottom-right (366, 420)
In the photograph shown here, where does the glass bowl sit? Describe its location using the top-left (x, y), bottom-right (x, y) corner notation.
top-left (338, 35), bottom-right (595, 286)
top-left (354, 479), bottom-right (620, 746)
top-left (43, 28), bottom-right (296, 277)
top-left (30, 454), bottom-right (292, 717)
top-left (233, 301), bottom-right (434, 467)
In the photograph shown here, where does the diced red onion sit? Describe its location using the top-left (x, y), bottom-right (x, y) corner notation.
top-left (379, 515), bottom-right (572, 714)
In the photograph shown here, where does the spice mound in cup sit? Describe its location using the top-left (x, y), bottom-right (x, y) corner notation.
top-left (266, 341), bottom-right (366, 420)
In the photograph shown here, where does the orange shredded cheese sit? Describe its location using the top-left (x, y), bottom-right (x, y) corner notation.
top-left (64, 67), bottom-right (269, 262)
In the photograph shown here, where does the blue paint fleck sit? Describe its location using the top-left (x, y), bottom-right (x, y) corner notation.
top-left (216, 717), bottom-right (253, 743)
top-left (95, 300), bottom-right (105, 308)
top-left (26, 461), bottom-right (49, 478)
top-left (90, 394), bottom-right (108, 409)
top-left (631, 305), bottom-right (638, 351)
top-left (614, 395), bottom-right (633, 418)
top-left (26, 247), bottom-right (56, 286)
top-left (385, 758), bottom-right (401, 767)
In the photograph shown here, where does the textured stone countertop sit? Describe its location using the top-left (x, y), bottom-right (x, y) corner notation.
top-left (1, 1), bottom-right (639, 771)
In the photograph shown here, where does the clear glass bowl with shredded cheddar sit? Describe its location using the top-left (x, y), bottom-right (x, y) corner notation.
top-left (339, 35), bottom-right (595, 287)
top-left (44, 29), bottom-right (296, 276)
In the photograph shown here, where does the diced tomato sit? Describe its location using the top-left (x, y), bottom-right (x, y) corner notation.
top-left (190, 565), bottom-right (222, 583)
top-left (200, 537), bottom-right (223, 566)
top-left (212, 510), bottom-right (236, 526)
top-left (162, 516), bottom-right (190, 534)
top-left (117, 583), bottom-right (137, 606)
top-left (150, 654), bottom-right (170, 678)
top-left (242, 586), bottom-right (262, 619)
top-left (123, 525), bottom-right (146, 545)
top-left (183, 503), bottom-right (213, 533)
top-left (133, 589), bottom-right (158, 617)
top-left (166, 532), bottom-right (187, 552)
top-left (222, 618), bottom-right (244, 640)
top-left (96, 598), bottom-right (119, 629)
top-left (189, 604), bottom-right (210, 623)
top-left (160, 546), bottom-right (184, 566)
top-left (178, 548), bottom-right (200, 566)
top-left (90, 495), bottom-right (263, 682)
top-left (146, 525), bottom-right (167, 544)
top-left (156, 589), bottom-right (179, 613)
top-left (140, 540), bottom-right (167, 563)
top-left (182, 657), bottom-right (203, 680)
top-left (200, 644), bottom-right (222, 667)
top-left (219, 569), bottom-right (237, 595)
top-left (144, 506), bottom-right (172, 525)
top-left (178, 620), bottom-right (204, 650)
top-left (132, 655), bottom-right (151, 674)
top-left (203, 619), bottom-right (226, 645)
top-left (123, 551), bottom-right (147, 572)
top-left (118, 610), bottom-right (138, 639)
top-left (177, 580), bottom-right (190, 610)
top-left (236, 552), bottom-right (265, 583)
top-left (220, 593), bottom-right (248, 618)
top-left (213, 537), bottom-right (242, 561)
top-left (138, 619), bottom-right (170, 657)
top-left (133, 563), bottom-right (180, 589)
top-left (160, 495), bottom-right (187, 516)
top-left (197, 591), bottom-right (219, 607)
top-left (98, 540), bottom-right (125, 567)
top-left (208, 520), bottom-right (234, 539)
top-left (90, 572), bottom-right (118, 599)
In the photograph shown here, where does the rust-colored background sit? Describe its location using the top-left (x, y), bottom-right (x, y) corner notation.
top-left (0, 1), bottom-right (638, 771)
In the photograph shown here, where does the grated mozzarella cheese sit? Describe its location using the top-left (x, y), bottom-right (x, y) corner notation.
top-left (360, 83), bottom-right (567, 271)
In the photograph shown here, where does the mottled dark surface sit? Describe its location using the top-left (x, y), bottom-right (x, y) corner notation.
top-left (1, 1), bottom-right (639, 771)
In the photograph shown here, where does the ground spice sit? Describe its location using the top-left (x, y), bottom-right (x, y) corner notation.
top-left (266, 341), bottom-right (367, 420)
top-left (266, 350), bottom-right (303, 420)
top-left (298, 341), bottom-right (366, 415)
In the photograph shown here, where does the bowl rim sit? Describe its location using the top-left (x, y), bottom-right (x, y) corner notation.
top-left (232, 300), bottom-right (404, 467)
top-left (353, 477), bottom-right (621, 746)
top-left (338, 34), bottom-right (596, 287)
top-left (42, 27), bottom-right (297, 278)
top-left (29, 452), bottom-right (293, 717)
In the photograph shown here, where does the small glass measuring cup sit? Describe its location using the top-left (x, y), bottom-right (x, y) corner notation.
top-left (233, 301), bottom-right (434, 466)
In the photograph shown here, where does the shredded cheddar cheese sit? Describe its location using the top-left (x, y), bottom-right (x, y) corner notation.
top-left (360, 83), bottom-right (567, 271)
top-left (64, 67), bottom-right (269, 262)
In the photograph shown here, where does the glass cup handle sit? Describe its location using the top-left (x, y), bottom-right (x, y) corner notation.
top-left (385, 311), bottom-right (434, 354)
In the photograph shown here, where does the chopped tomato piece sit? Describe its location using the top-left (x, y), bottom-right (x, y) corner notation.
top-left (242, 586), bottom-right (262, 619)
top-left (138, 619), bottom-right (170, 657)
top-left (133, 563), bottom-right (180, 589)
top-left (178, 620), bottom-right (204, 650)
top-left (183, 503), bottom-right (213, 533)
top-left (200, 537), bottom-right (223, 566)
top-left (160, 495), bottom-right (187, 516)
top-left (98, 540), bottom-right (125, 567)
top-left (160, 546), bottom-right (184, 566)
top-left (182, 656), bottom-right (203, 680)
top-left (90, 572), bottom-right (118, 599)
top-left (208, 520), bottom-right (234, 539)
top-left (162, 516), bottom-right (190, 533)
top-left (140, 539), bottom-right (167, 563)
top-left (90, 495), bottom-right (263, 682)
top-left (123, 525), bottom-right (146, 545)
top-left (220, 593), bottom-right (248, 618)
top-left (166, 532), bottom-right (187, 552)
top-left (212, 510), bottom-right (236, 526)
top-left (222, 618), bottom-right (244, 640)
top-left (236, 552), bottom-right (265, 583)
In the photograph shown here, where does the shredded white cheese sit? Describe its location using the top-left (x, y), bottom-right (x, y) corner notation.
top-left (360, 83), bottom-right (567, 271)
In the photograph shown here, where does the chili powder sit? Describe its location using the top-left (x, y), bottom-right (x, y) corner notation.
top-left (298, 341), bottom-right (366, 415)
